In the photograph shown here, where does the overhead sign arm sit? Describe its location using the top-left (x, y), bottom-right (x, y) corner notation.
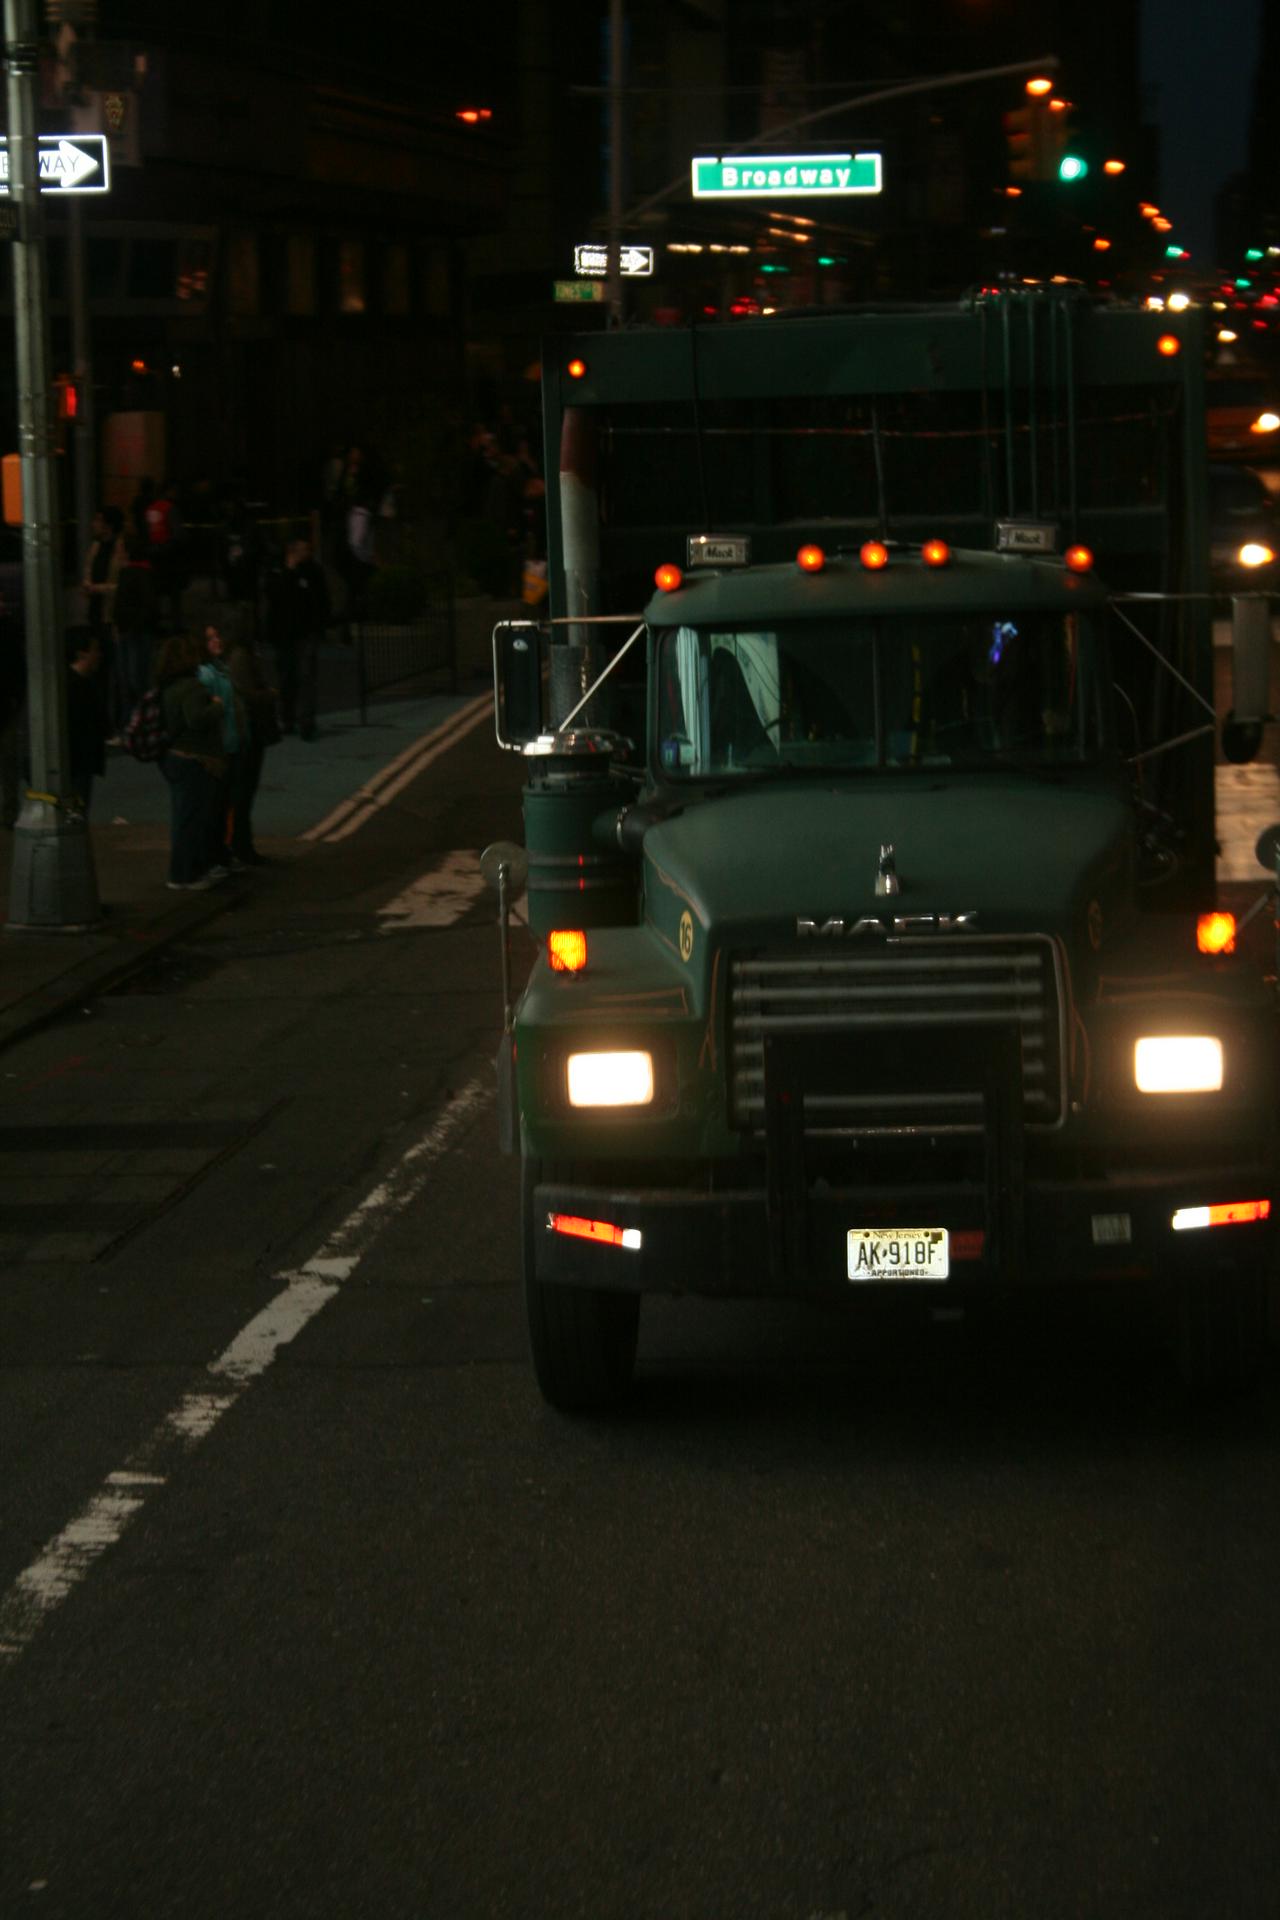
top-left (619, 53), bottom-right (1060, 226)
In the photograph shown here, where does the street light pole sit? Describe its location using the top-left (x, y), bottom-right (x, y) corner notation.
top-left (606, 0), bottom-right (624, 328)
top-left (5, 0), bottom-right (99, 931)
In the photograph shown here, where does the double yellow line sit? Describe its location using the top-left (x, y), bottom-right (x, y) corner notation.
top-left (299, 693), bottom-right (493, 846)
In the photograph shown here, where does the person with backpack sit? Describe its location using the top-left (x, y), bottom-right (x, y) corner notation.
top-left (156, 631), bottom-right (225, 890)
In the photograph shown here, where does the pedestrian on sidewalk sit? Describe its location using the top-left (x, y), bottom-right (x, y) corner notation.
top-left (225, 621), bottom-right (279, 866)
top-left (266, 536), bottom-right (330, 740)
top-left (199, 623), bottom-right (247, 871)
top-left (65, 626), bottom-right (108, 817)
top-left (143, 478), bottom-right (188, 632)
top-left (157, 631), bottom-right (225, 890)
top-left (80, 505), bottom-right (124, 731)
top-left (113, 534), bottom-right (160, 722)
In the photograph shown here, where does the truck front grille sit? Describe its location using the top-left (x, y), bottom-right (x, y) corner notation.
top-left (728, 936), bottom-right (1067, 1134)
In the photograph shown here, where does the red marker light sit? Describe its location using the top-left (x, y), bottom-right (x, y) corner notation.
top-left (921, 538), bottom-right (951, 568)
top-left (456, 107), bottom-right (492, 123)
top-left (654, 562), bottom-right (683, 592)
top-left (860, 540), bottom-right (889, 571)
top-left (1064, 544), bottom-right (1094, 573)
top-left (548, 1214), bottom-right (642, 1249)
top-left (796, 543), bottom-right (825, 572)
top-left (567, 358), bottom-right (587, 380)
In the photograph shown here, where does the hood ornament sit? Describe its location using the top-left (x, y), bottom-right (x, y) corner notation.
top-left (874, 844), bottom-right (900, 897)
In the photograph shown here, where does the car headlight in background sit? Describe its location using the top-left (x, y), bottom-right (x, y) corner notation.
top-left (566, 1050), bottom-right (655, 1107)
top-left (1134, 1035), bottom-right (1224, 1094)
top-left (1238, 541), bottom-right (1275, 567)
top-left (1251, 411), bottom-right (1280, 434)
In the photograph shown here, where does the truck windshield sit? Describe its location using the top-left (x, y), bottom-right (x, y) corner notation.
top-left (655, 612), bottom-right (1098, 778)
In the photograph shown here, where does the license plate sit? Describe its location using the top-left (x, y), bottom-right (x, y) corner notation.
top-left (847, 1227), bottom-right (949, 1282)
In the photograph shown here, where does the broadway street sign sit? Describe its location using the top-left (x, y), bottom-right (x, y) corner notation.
top-left (0, 134), bottom-right (111, 195)
top-left (691, 152), bottom-right (882, 199)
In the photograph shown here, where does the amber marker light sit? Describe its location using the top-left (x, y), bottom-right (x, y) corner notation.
top-left (547, 929), bottom-right (588, 973)
top-left (1064, 544), bottom-right (1094, 572)
top-left (921, 538), bottom-right (951, 567)
top-left (1156, 333), bottom-right (1181, 356)
top-left (1093, 237), bottom-right (1112, 252)
top-left (860, 540), bottom-right (889, 570)
top-left (548, 1213), bottom-right (643, 1249)
top-left (566, 357), bottom-right (587, 380)
top-left (1103, 159), bottom-right (1126, 175)
top-left (796, 543), bottom-right (826, 572)
top-left (1197, 912), bottom-right (1237, 955)
top-left (654, 562), bottom-right (683, 592)
top-left (1172, 1199), bottom-right (1270, 1231)
top-left (1025, 75), bottom-right (1053, 96)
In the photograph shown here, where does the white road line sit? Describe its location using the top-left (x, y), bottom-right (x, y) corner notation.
top-left (378, 849), bottom-right (486, 932)
top-left (0, 1073), bottom-right (493, 1670)
top-left (299, 692), bottom-right (492, 845)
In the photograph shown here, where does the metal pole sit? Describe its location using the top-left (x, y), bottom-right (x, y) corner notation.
top-left (606, 0), bottom-right (623, 328)
top-left (5, 0), bottom-right (99, 929)
top-left (68, 197), bottom-right (96, 586)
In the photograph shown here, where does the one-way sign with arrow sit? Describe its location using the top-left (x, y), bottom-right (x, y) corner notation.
top-left (574, 242), bottom-right (654, 278)
top-left (0, 134), bottom-right (111, 195)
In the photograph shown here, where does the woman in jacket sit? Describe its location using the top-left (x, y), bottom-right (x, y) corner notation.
top-left (157, 631), bottom-right (225, 890)
top-left (225, 622), bottom-right (278, 865)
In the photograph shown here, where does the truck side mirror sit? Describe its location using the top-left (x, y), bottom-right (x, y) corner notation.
top-left (493, 621), bottom-right (544, 750)
top-left (1222, 595), bottom-right (1272, 764)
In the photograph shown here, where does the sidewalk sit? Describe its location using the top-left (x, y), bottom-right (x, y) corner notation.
top-left (0, 685), bottom-right (489, 1054)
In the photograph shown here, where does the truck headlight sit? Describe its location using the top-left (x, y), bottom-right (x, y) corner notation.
top-left (1134, 1035), bottom-right (1224, 1094)
top-left (566, 1050), bottom-right (655, 1107)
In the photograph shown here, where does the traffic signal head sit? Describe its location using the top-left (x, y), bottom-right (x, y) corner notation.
top-left (1004, 102), bottom-right (1050, 180)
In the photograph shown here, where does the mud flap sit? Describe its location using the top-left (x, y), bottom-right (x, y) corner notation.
top-left (494, 1031), bottom-right (518, 1155)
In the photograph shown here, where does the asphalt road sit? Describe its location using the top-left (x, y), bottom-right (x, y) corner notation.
top-left (2, 718), bottom-right (1280, 1920)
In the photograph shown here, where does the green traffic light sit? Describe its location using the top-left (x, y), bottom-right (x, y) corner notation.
top-left (1058, 154), bottom-right (1088, 183)
top-left (1236, 276), bottom-right (1252, 289)
top-left (1165, 244), bottom-right (1185, 259)
top-left (1245, 248), bottom-right (1265, 261)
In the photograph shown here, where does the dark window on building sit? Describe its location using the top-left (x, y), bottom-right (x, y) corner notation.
top-left (87, 237), bottom-right (122, 300)
top-left (127, 238), bottom-right (177, 299)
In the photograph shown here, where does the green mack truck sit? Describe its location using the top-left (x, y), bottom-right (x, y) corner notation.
top-left (488, 292), bottom-right (1280, 1411)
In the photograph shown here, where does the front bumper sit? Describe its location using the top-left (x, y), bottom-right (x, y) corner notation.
top-left (533, 1165), bottom-right (1277, 1297)
top-left (533, 1026), bottom-right (1277, 1297)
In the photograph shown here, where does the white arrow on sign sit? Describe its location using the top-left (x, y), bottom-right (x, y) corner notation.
top-left (42, 139), bottom-right (101, 188)
top-left (0, 133), bottom-right (111, 195)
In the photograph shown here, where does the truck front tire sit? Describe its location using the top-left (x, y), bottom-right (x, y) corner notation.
top-left (522, 1155), bottom-right (639, 1412)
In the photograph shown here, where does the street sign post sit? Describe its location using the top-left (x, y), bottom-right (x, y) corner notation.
top-left (574, 243), bottom-right (654, 278)
top-left (554, 279), bottom-right (605, 303)
top-left (691, 152), bottom-right (882, 199)
top-left (0, 132), bottom-right (110, 195)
